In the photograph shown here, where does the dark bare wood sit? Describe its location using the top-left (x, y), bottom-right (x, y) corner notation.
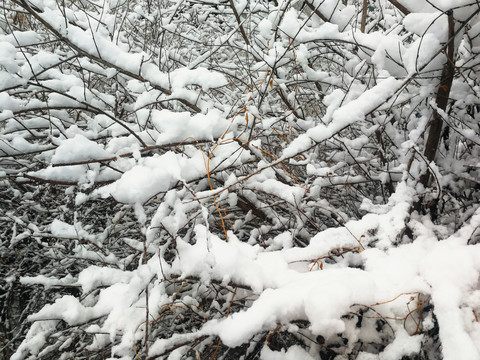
top-left (413, 11), bottom-right (455, 216)
top-left (361, 0), bottom-right (368, 32)
top-left (229, 0), bottom-right (250, 46)
top-left (388, 0), bottom-right (411, 15)
top-left (421, 11), bottom-right (455, 186)
top-left (304, 0), bottom-right (329, 23)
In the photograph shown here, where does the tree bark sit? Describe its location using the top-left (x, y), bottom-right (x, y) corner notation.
top-left (414, 11), bottom-right (455, 217)
top-left (420, 11), bottom-right (455, 188)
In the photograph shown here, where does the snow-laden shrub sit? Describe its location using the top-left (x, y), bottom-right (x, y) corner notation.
top-left (1, 0), bottom-right (480, 359)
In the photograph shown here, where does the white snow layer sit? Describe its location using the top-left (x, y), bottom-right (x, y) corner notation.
top-left (147, 184), bottom-right (480, 359)
top-left (51, 134), bottom-right (112, 164)
top-left (93, 150), bottom-right (207, 203)
top-left (8, 2), bottom-right (480, 360)
top-left (283, 77), bottom-right (403, 158)
top-left (14, 178), bottom-right (480, 360)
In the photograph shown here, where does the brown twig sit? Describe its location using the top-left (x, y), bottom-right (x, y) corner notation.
top-left (22, 174), bottom-right (114, 186)
top-left (304, 0), bottom-right (329, 22)
top-left (387, 0), bottom-right (411, 15)
top-left (229, 0), bottom-right (250, 46)
top-left (360, 0), bottom-right (368, 33)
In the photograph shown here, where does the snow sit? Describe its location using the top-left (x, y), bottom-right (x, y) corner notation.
top-left (396, 0), bottom-right (476, 15)
top-left (183, 225), bottom-right (479, 355)
top-left (261, 345), bottom-right (316, 360)
top-left (268, 231), bottom-right (293, 250)
top-left (258, 18), bottom-right (273, 40)
top-left (20, 274), bottom-right (76, 289)
top-left (93, 151), bottom-right (191, 203)
top-left (403, 33), bottom-right (443, 75)
top-left (283, 77), bottom-right (403, 158)
top-left (29, 295), bottom-right (94, 326)
top-left (0, 41), bottom-right (18, 73)
top-left (0, 136), bottom-right (50, 156)
top-left (170, 67), bottom-right (228, 91)
top-left (11, 320), bottom-right (59, 360)
top-left (6, 1), bottom-right (480, 360)
top-left (1, 30), bottom-right (38, 46)
top-left (139, 183), bottom-right (479, 358)
top-left (403, 12), bottom-right (448, 40)
top-left (173, 225), bottom-right (280, 293)
top-left (93, 134), bottom-right (248, 204)
top-left (246, 178), bottom-right (305, 204)
top-left (27, 165), bottom-right (91, 184)
top-left (51, 134), bottom-right (112, 164)
top-left (151, 109), bottom-right (229, 144)
top-left (50, 219), bottom-right (78, 238)
top-left (19, 51), bottom-right (60, 79)
top-left (380, 330), bottom-right (422, 360)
